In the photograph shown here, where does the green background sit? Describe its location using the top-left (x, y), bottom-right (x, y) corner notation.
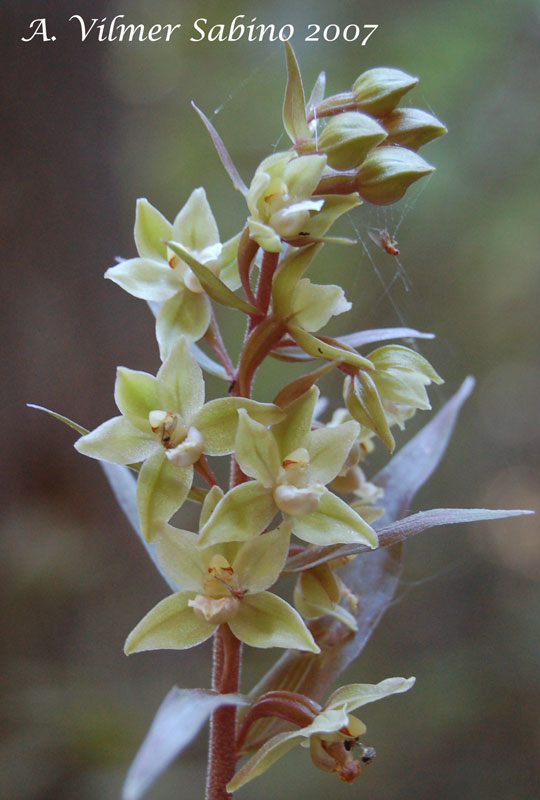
top-left (3, 0), bottom-right (539, 798)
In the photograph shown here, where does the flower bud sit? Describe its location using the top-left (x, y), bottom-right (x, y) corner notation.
top-left (352, 68), bottom-right (418, 117)
top-left (382, 108), bottom-right (447, 151)
top-left (318, 112), bottom-right (387, 170)
top-left (356, 146), bottom-right (434, 205)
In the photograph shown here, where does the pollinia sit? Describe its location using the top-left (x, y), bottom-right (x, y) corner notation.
top-left (35, 46), bottom-right (530, 800)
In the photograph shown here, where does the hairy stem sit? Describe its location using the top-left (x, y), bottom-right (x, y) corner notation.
top-left (206, 626), bottom-right (243, 800)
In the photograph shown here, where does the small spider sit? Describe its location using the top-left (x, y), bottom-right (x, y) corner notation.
top-left (368, 228), bottom-right (400, 256)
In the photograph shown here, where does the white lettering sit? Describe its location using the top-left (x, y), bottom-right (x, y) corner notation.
top-left (21, 18), bottom-right (55, 42)
top-left (69, 15), bottom-right (98, 42)
top-left (191, 18), bottom-right (207, 42)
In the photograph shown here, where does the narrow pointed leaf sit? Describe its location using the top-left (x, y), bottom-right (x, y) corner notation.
top-left (101, 463), bottom-right (178, 591)
top-left (306, 70), bottom-right (326, 115)
top-left (166, 241), bottom-right (259, 315)
top-left (123, 687), bottom-right (249, 800)
top-left (338, 327), bottom-right (435, 348)
top-left (192, 102), bottom-right (248, 195)
top-left (283, 42), bottom-right (310, 143)
top-left (27, 404), bottom-right (89, 436)
top-left (190, 343), bottom-right (228, 380)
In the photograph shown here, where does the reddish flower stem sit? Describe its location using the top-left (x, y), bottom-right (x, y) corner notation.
top-left (207, 246), bottom-right (284, 799)
top-left (205, 313), bottom-right (235, 379)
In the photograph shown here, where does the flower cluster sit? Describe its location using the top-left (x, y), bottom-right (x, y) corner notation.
top-left (63, 47), bottom-right (451, 797)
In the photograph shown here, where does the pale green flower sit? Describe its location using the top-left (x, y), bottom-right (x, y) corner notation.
top-left (344, 345), bottom-right (443, 451)
top-left (124, 499), bottom-right (319, 654)
top-left (105, 189), bottom-right (240, 358)
top-left (198, 387), bottom-right (378, 549)
top-left (246, 151), bottom-right (360, 252)
top-left (228, 677), bottom-right (415, 791)
top-left (74, 338), bottom-right (284, 540)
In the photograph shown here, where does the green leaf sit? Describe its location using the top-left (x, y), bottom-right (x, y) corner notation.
top-left (234, 410), bottom-right (281, 487)
top-left (282, 42), bottom-right (310, 143)
top-left (229, 592), bottom-right (320, 652)
top-left (27, 404), bottom-right (89, 437)
top-left (166, 241), bottom-right (259, 315)
top-left (136, 450), bottom-right (193, 541)
top-left (124, 591), bottom-right (215, 653)
top-left (75, 416), bottom-right (159, 465)
top-left (134, 198), bottom-right (172, 261)
top-left (292, 488), bottom-right (378, 547)
top-left (198, 482), bottom-right (276, 546)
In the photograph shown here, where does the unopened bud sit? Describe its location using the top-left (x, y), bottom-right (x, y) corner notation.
top-left (318, 112), bottom-right (387, 170)
top-left (352, 68), bottom-right (418, 117)
top-left (356, 146), bottom-right (434, 205)
top-left (383, 108), bottom-right (447, 151)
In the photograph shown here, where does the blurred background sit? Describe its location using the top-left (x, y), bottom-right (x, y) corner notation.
top-left (2, 0), bottom-right (539, 798)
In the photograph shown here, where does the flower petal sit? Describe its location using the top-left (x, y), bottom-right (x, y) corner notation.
top-left (136, 450), bottom-right (193, 541)
top-left (172, 187), bottom-right (220, 250)
top-left (156, 290), bottom-right (212, 359)
top-left (198, 482), bottom-right (277, 546)
top-left (234, 410), bottom-right (281, 486)
top-left (325, 676), bottom-right (416, 714)
top-left (292, 280), bottom-right (351, 332)
top-left (124, 591), bottom-right (215, 653)
top-left (134, 198), bottom-right (172, 261)
top-left (194, 399), bottom-right (284, 458)
top-left (229, 592), bottom-right (319, 652)
top-left (227, 729), bottom-right (307, 792)
top-left (232, 523), bottom-right (292, 593)
top-left (157, 337), bottom-right (205, 423)
top-left (105, 258), bottom-right (179, 302)
top-left (291, 488), bottom-right (378, 547)
top-left (75, 416), bottom-right (158, 464)
top-left (154, 526), bottom-right (206, 590)
top-left (307, 420), bottom-right (360, 486)
top-left (114, 368), bottom-right (164, 432)
top-left (272, 386), bottom-right (319, 460)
